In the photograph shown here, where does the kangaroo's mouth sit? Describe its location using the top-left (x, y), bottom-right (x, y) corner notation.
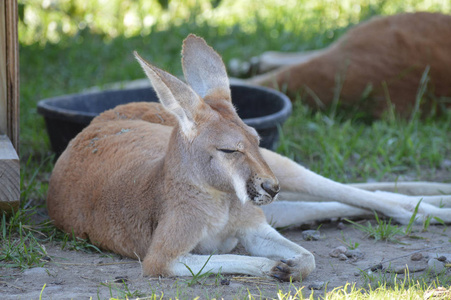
top-left (246, 181), bottom-right (279, 206)
top-left (251, 193), bottom-right (278, 206)
top-left (232, 175), bottom-right (279, 205)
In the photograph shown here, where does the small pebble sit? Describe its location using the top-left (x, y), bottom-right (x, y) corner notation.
top-left (427, 258), bottom-right (445, 274)
top-left (114, 276), bottom-right (128, 283)
top-left (338, 253), bottom-right (348, 261)
top-left (337, 222), bottom-right (346, 230)
top-left (23, 267), bottom-right (48, 276)
top-left (308, 281), bottom-right (325, 290)
top-left (410, 253), bottom-right (423, 261)
top-left (301, 230), bottom-right (320, 241)
top-left (428, 253), bottom-right (450, 261)
top-left (441, 159), bottom-right (451, 168)
top-left (220, 278), bottom-right (230, 285)
top-left (345, 249), bottom-right (364, 259)
top-left (329, 246), bottom-right (347, 257)
top-left (437, 256), bottom-right (447, 262)
top-left (392, 264), bottom-right (408, 274)
top-left (370, 264), bottom-right (383, 271)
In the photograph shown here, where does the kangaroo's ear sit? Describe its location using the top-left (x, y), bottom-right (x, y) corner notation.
top-left (134, 51), bottom-right (203, 139)
top-left (182, 34), bottom-right (231, 102)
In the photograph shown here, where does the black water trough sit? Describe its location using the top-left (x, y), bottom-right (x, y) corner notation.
top-left (37, 84), bottom-right (292, 156)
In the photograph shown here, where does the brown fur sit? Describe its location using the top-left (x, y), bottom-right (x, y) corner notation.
top-left (47, 36), bottom-right (316, 280)
top-left (48, 101), bottom-right (276, 275)
top-left (250, 12), bottom-right (451, 117)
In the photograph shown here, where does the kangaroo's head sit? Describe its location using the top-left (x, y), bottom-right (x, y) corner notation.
top-left (134, 34), bottom-right (279, 205)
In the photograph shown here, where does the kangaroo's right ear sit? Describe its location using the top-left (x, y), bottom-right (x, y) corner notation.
top-left (181, 34), bottom-right (231, 102)
top-left (134, 51), bottom-right (203, 139)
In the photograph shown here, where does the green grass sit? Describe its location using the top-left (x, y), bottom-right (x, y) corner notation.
top-left (277, 102), bottom-right (451, 182)
top-left (5, 0), bottom-right (451, 298)
top-left (321, 282), bottom-right (450, 300)
top-left (59, 230), bottom-right (104, 254)
top-left (338, 232), bottom-right (360, 250)
top-left (0, 210), bottom-right (48, 269)
top-left (360, 266), bottom-right (451, 292)
top-left (345, 213), bottom-right (404, 242)
top-left (0, 203), bottom-right (105, 270)
top-left (182, 254), bottom-right (215, 287)
top-left (34, 279), bottom-right (451, 299)
top-left (100, 281), bottom-right (147, 299)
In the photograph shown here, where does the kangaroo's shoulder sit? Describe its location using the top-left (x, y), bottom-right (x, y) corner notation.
top-left (93, 102), bottom-right (178, 127)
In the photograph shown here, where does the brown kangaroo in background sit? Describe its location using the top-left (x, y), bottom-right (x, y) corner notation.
top-left (47, 34), bottom-right (451, 281)
top-left (248, 12), bottom-right (451, 118)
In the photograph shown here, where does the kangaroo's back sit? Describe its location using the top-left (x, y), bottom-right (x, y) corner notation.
top-left (92, 102), bottom-right (177, 126)
top-left (48, 101), bottom-right (177, 255)
top-left (251, 12), bottom-right (451, 117)
top-left (47, 115), bottom-right (172, 257)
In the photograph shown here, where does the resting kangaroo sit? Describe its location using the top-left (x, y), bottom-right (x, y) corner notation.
top-left (248, 12), bottom-right (451, 118)
top-left (47, 35), bottom-right (315, 281)
top-left (47, 34), bottom-right (451, 281)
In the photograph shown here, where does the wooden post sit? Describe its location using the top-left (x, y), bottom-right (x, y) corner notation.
top-left (0, 0), bottom-right (20, 213)
top-left (0, 135), bottom-right (19, 212)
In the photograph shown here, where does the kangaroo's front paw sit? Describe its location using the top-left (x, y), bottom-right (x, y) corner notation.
top-left (271, 259), bottom-right (300, 281)
top-left (271, 254), bottom-right (315, 281)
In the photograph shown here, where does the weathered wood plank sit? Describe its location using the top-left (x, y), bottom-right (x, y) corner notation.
top-left (0, 1), bottom-right (20, 213)
top-left (5, 0), bottom-right (19, 152)
top-left (0, 135), bottom-right (19, 213)
top-left (0, 2), bottom-right (7, 137)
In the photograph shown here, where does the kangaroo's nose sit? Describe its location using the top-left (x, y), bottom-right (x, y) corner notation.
top-left (261, 181), bottom-right (280, 198)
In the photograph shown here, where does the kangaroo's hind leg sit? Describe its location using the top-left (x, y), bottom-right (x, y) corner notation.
top-left (260, 148), bottom-right (451, 224)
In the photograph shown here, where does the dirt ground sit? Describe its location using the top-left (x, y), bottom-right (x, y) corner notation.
top-left (1, 218), bottom-right (450, 299)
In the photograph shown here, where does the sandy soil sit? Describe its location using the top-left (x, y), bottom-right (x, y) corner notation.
top-left (1, 219), bottom-right (450, 299)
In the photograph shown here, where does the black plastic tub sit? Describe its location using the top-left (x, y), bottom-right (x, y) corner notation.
top-left (37, 84), bottom-right (292, 156)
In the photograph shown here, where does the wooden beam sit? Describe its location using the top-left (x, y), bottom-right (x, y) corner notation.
top-left (0, 2), bottom-right (7, 137)
top-left (0, 0), bottom-right (19, 152)
top-left (5, 0), bottom-right (19, 152)
top-left (0, 135), bottom-right (19, 212)
top-left (0, 1), bottom-right (19, 213)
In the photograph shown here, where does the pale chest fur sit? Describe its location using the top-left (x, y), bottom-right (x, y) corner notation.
top-left (192, 193), bottom-right (241, 255)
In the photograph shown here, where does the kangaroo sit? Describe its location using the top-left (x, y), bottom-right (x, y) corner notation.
top-left (248, 12), bottom-right (451, 118)
top-left (47, 34), bottom-right (451, 281)
top-left (47, 35), bottom-right (315, 281)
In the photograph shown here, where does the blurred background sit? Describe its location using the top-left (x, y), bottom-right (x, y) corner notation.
top-left (19, 0), bottom-right (451, 204)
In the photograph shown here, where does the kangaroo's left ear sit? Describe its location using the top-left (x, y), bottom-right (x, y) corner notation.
top-left (134, 51), bottom-right (204, 139)
top-left (181, 34), bottom-right (231, 102)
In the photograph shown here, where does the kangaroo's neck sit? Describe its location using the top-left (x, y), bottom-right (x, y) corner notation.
top-left (161, 128), bottom-right (201, 186)
top-left (160, 127), bottom-right (233, 203)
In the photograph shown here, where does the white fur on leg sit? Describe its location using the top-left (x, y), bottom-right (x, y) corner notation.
top-left (260, 149), bottom-right (451, 224)
top-left (169, 253), bottom-right (275, 277)
top-left (239, 223), bottom-right (315, 279)
top-left (262, 201), bottom-right (371, 228)
top-left (348, 182), bottom-right (451, 195)
top-left (278, 191), bottom-right (451, 208)
top-left (169, 223), bottom-right (316, 281)
top-left (371, 191), bottom-right (451, 208)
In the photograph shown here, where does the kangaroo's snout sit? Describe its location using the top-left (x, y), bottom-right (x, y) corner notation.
top-left (262, 181), bottom-right (280, 198)
top-left (246, 174), bottom-right (279, 206)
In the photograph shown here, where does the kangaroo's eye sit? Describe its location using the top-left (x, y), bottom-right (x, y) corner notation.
top-left (218, 148), bottom-right (237, 154)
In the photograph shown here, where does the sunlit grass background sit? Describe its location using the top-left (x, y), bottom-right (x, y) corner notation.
top-left (11, 0), bottom-right (451, 297)
top-left (20, 0), bottom-right (451, 183)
